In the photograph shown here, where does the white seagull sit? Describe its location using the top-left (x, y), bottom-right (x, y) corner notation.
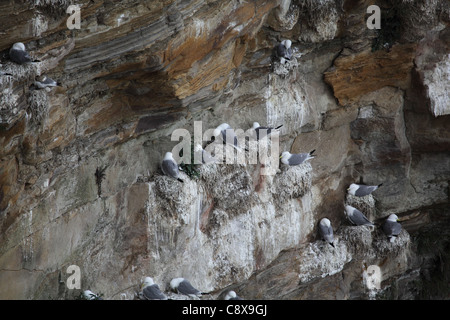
top-left (280, 150), bottom-right (315, 166)
top-left (161, 152), bottom-right (183, 182)
top-left (275, 39), bottom-right (293, 64)
top-left (140, 277), bottom-right (167, 300)
top-left (9, 42), bottom-right (39, 64)
top-left (213, 123), bottom-right (246, 151)
top-left (382, 214), bottom-right (402, 243)
top-left (82, 290), bottom-right (102, 300)
top-left (319, 218), bottom-right (335, 248)
top-left (347, 183), bottom-right (383, 197)
top-left (170, 277), bottom-right (202, 298)
top-left (344, 205), bottom-right (374, 227)
top-left (224, 290), bottom-right (243, 300)
top-left (34, 75), bottom-right (59, 90)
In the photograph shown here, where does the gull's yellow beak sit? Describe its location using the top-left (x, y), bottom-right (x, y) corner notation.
top-left (279, 155), bottom-right (282, 158)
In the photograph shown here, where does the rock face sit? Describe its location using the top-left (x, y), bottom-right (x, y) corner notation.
top-left (0, 0), bottom-right (449, 299)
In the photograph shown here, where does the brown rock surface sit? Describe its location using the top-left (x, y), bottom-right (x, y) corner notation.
top-left (324, 44), bottom-right (417, 106)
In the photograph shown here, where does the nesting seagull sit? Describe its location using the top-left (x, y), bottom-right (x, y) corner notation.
top-left (161, 152), bottom-right (183, 183)
top-left (9, 42), bottom-right (39, 65)
top-left (280, 150), bottom-right (315, 166)
top-left (275, 39), bottom-right (293, 64)
top-left (319, 218), bottom-right (335, 248)
top-left (82, 290), bottom-right (102, 300)
top-left (252, 122), bottom-right (283, 141)
top-left (140, 277), bottom-right (168, 300)
top-left (194, 143), bottom-right (216, 164)
top-left (344, 205), bottom-right (374, 227)
top-left (224, 290), bottom-right (243, 300)
top-left (170, 277), bottom-right (202, 299)
top-left (347, 183), bottom-right (383, 197)
top-left (382, 214), bottom-right (402, 243)
top-left (33, 75), bottom-right (59, 90)
top-left (213, 123), bottom-right (246, 151)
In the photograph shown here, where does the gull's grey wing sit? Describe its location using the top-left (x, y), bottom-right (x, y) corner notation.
top-left (319, 223), bottom-right (334, 243)
top-left (354, 185), bottom-right (377, 196)
top-left (177, 280), bottom-right (201, 296)
top-left (42, 77), bottom-right (57, 86)
top-left (10, 49), bottom-right (32, 64)
top-left (161, 159), bottom-right (179, 178)
top-left (349, 208), bottom-right (373, 226)
top-left (383, 221), bottom-right (402, 237)
top-left (143, 284), bottom-right (167, 300)
top-left (285, 47), bottom-right (293, 60)
top-left (287, 153), bottom-right (308, 165)
top-left (275, 44), bottom-right (287, 59)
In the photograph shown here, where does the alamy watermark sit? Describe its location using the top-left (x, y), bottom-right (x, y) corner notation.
top-left (366, 5), bottom-right (381, 30)
top-left (66, 4), bottom-right (382, 31)
top-left (66, 264), bottom-right (81, 289)
top-left (365, 264), bottom-right (382, 290)
top-left (66, 5), bottom-right (81, 30)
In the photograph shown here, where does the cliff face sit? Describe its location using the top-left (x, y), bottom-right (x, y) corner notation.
top-left (0, 0), bottom-right (449, 299)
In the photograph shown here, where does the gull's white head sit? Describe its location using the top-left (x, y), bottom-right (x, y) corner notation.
top-left (320, 218), bottom-right (331, 227)
top-left (344, 205), bottom-right (354, 215)
top-left (347, 183), bottom-right (359, 195)
top-left (163, 152), bottom-right (173, 160)
top-left (387, 214), bottom-right (399, 222)
top-left (280, 151), bottom-right (291, 163)
top-left (142, 277), bottom-right (154, 289)
top-left (12, 42), bottom-right (26, 51)
top-left (213, 123), bottom-right (229, 137)
top-left (252, 122), bottom-right (260, 129)
top-left (170, 277), bottom-right (184, 290)
top-left (225, 290), bottom-right (237, 300)
top-left (284, 39), bottom-right (292, 49)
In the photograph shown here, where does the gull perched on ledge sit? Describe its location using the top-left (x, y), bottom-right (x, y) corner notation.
top-left (170, 277), bottom-right (202, 299)
top-left (319, 218), bottom-right (335, 248)
top-left (140, 277), bottom-right (167, 300)
top-left (161, 152), bottom-right (183, 183)
top-left (275, 39), bottom-right (293, 64)
top-left (344, 205), bottom-right (374, 228)
top-left (280, 150), bottom-right (315, 166)
top-left (347, 183), bottom-right (383, 197)
top-left (9, 42), bottom-right (40, 64)
top-left (382, 214), bottom-right (402, 243)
